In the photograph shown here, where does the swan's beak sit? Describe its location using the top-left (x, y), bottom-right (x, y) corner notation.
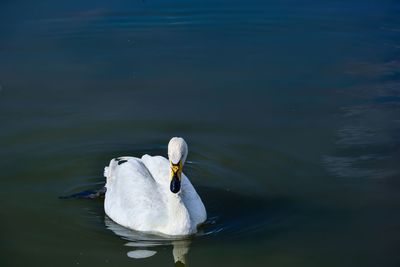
top-left (170, 161), bottom-right (182, 194)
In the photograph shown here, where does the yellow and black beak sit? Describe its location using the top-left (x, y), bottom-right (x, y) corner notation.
top-left (170, 161), bottom-right (182, 193)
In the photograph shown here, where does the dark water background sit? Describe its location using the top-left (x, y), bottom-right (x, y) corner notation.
top-left (1, 0), bottom-right (400, 266)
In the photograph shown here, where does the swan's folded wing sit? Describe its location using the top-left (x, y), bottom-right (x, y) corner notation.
top-left (104, 157), bottom-right (166, 231)
top-left (140, 154), bottom-right (170, 186)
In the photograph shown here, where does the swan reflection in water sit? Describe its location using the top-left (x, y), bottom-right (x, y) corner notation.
top-left (105, 216), bottom-right (191, 266)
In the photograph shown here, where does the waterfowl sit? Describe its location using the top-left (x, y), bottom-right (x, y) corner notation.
top-left (104, 137), bottom-right (207, 236)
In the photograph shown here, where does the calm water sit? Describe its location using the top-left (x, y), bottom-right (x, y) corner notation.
top-left (1, 0), bottom-right (400, 266)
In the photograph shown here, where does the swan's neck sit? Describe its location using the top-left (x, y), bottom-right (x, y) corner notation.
top-left (166, 191), bottom-right (191, 235)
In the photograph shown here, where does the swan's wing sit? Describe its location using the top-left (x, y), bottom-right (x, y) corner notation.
top-left (104, 156), bottom-right (149, 182)
top-left (104, 157), bottom-right (167, 231)
top-left (140, 154), bottom-right (170, 186)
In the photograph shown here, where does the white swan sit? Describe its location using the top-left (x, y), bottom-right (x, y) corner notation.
top-left (104, 137), bottom-right (207, 236)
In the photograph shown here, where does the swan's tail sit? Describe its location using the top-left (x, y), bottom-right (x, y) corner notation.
top-left (104, 166), bottom-right (110, 178)
top-left (104, 158), bottom-right (117, 181)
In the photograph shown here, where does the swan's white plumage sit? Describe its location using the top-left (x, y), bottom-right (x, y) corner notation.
top-left (168, 137), bottom-right (188, 164)
top-left (104, 139), bottom-right (206, 236)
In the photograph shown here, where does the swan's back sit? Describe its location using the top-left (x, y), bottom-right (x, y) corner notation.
top-left (104, 157), bottom-right (168, 232)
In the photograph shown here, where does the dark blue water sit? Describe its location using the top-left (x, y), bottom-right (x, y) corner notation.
top-left (1, 0), bottom-right (400, 266)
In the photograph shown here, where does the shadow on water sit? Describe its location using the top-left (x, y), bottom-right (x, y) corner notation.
top-left (60, 184), bottom-right (297, 265)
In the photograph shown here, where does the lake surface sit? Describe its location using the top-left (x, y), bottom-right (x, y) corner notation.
top-left (1, 0), bottom-right (400, 266)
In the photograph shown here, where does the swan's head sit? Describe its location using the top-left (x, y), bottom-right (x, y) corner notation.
top-left (168, 137), bottom-right (188, 194)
